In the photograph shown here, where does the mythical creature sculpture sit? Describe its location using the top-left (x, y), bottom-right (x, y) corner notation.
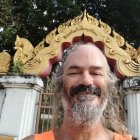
top-left (0, 51), bottom-right (11, 73)
top-left (14, 36), bottom-right (35, 64)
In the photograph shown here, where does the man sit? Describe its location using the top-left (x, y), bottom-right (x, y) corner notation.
top-left (23, 42), bottom-right (132, 140)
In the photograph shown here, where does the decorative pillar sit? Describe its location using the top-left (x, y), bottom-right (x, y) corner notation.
top-left (0, 75), bottom-right (44, 140)
top-left (123, 76), bottom-right (140, 138)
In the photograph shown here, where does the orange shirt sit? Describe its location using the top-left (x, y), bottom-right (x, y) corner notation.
top-left (35, 130), bottom-right (132, 140)
top-left (35, 131), bottom-right (55, 140)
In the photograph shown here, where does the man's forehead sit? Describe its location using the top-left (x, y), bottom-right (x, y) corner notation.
top-left (70, 44), bottom-right (104, 55)
top-left (67, 44), bottom-right (105, 59)
top-left (73, 44), bottom-right (99, 51)
top-left (64, 44), bottom-right (107, 69)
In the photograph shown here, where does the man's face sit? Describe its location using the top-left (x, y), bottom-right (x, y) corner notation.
top-left (62, 44), bottom-right (109, 126)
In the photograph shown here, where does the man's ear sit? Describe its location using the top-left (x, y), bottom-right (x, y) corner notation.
top-left (22, 135), bottom-right (34, 140)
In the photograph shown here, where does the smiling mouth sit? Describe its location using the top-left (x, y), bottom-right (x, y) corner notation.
top-left (76, 94), bottom-right (97, 102)
top-left (70, 85), bottom-right (102, 97)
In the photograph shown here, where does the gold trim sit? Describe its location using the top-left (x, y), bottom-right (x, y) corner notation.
top-left (0, 51), bottom-right (11, 74)
top-left (0, 135), bottom-right (14, 140)
top-left (12, 10), bottom-right (140, 77)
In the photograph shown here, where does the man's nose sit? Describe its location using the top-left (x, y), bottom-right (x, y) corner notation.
top-left (79, 71), bottom-right (93, 86)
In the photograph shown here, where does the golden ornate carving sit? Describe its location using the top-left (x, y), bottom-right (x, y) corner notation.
top-left (46, 29), bottom-right (57, 44)
top-left (0, 135), bottom-right (14, 140)
top-left (125, 42), bottom-right (138, 60)
top-left (99, 20), bottom-right (111, 34)
top-left (137, 47), bottom-right (140, 63)
top-left (34, 39), bottom-right (45, 54)
top-left (14, 36), bottom-right (35, 64)
top-left (85, 11), bottom-right (99, 26)
top-left (0, 51), bottom-right (11, 73)
top-left (112, 31), bottom-right (125, 47)
top-left (13, 11), bottom-right (140, 77)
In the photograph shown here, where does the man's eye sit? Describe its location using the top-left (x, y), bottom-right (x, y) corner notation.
top-left (69, 72), bottom-right (78, 75)
top-left (68, 71), bottom-right (80, 75)
top-left (91, 73), bottom-right (103, 76)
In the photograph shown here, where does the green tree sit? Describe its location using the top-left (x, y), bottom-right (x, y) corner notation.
top-left (105, 0), bottom-right (140, 48)
top-left (0, 0), bottom-right (17, 54)
top-left (0, 0), bottom-right (140, 55)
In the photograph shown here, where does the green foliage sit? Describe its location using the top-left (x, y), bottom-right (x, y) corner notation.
top-left (1, 27), bottom-right (17, 45)
top-left (0, 0), bottom-right (17, 54)
top-left (105, 0), bottom-right (140, 47)
top-left (9, 62), bottom-right (23, 74)
top-left (0, 0), bottom-right (140, 55)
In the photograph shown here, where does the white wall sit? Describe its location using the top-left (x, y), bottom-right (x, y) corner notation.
top-left (123, 76), bottom-right (140, 138)
top-left (0, 76), bottom-right (43, 140)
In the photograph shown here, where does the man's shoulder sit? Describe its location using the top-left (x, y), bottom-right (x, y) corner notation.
top-left (22, 135), bottom-right (34, 140)
top-left (114, 133), bottom-right (132, 140)
top-left (22, 130), bottom-right (54, 140)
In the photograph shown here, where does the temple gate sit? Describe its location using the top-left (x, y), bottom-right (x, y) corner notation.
top-left (0, 10), bottom-right (140, 139)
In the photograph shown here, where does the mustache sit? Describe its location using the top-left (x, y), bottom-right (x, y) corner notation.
top-left (70, 85), bottom-right (102, 97)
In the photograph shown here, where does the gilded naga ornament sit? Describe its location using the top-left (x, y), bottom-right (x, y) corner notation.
top-left (12, 10), bottom-right (139, 78)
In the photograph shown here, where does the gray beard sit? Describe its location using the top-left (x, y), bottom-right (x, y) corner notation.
top-left (71, 96), bottom-right (108, 127)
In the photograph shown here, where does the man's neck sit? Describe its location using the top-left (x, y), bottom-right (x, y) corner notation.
top-left (54, 120), bottom-right (114, 140)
